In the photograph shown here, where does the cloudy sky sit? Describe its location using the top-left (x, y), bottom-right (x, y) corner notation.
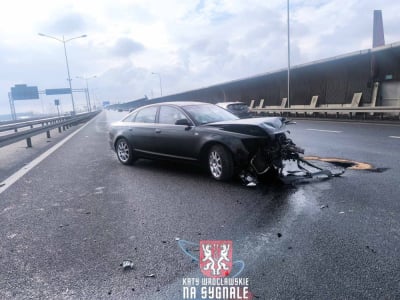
top-left (1, 0), bottom-right (399, 116)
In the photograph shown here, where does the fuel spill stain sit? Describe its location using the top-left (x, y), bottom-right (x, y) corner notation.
top-left (303, 156), bottom-right (388, 172)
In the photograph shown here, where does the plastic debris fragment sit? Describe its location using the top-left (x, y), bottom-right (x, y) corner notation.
top-left (122, 260), bottom-right (134, 270)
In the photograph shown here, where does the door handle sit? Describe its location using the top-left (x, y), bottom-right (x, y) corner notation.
top-left (155, 129), bottom-right (161, 133)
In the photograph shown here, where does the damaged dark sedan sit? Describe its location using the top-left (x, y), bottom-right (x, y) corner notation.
top-left (109, 101), bottom-right (307, 182)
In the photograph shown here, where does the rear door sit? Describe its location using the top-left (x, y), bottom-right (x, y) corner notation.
top-left (128, 106), bottom-right (159, 153)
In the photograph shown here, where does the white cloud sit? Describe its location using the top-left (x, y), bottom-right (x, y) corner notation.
top-left (0, 0), bottom-right (399, 117)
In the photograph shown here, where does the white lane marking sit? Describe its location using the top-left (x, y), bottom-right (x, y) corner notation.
top-left (306, 129), bottom-right (342, 133)
top-left (0, 115), bottom-right (99, 195)
top-left (389, 136), bottom-right (400, 139)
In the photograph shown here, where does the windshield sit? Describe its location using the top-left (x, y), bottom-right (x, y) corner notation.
top-left (183, 104), bottom-right (239, 125)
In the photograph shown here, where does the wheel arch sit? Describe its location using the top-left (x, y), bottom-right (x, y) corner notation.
top-left (199, 141), bottom-right (234, 165)
top-left (114, 135), bottom-right (129, 151)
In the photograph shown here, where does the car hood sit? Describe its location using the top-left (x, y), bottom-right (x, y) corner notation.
top-left (203, 117), bottom-right (287, 136)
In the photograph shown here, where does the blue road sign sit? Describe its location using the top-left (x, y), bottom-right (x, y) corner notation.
top-left (45, 88), bottom-right (71, 95)
top-left (11, 84), bottom-right (39, 100)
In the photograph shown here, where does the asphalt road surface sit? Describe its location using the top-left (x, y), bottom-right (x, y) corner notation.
top-left (0, 111), bottom-right (399, 299)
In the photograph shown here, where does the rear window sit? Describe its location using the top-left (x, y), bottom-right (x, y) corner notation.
top-left (228, 103), bottom-right (248, 110)
top-left (134, 106), bottom-right (158, 123)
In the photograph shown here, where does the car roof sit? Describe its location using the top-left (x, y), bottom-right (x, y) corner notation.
top-left (216, 101), bottom-right (246, 106)
top-left (140, 101), bottom-right (211, 108)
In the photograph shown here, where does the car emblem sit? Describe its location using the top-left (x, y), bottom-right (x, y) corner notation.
top-left (199, 240), bottom-right (232, 278)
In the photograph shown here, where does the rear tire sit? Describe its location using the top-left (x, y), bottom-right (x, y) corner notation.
top-left (208, 145), bottom-right (234, 181)
top-left (115, 138), bottom-right (136, 165)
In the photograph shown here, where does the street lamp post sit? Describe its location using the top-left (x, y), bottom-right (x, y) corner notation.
top-left (76, 75), bottom-right (97, 112)
top-left (38, 33), bottom-right (87, 114)
top-left (151, 72), bottom-right (163, 97)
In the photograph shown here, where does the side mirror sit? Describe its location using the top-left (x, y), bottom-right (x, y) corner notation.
top-left (175, 118), bottom-right (192, 126)
top-left (175, 118), bottom-right (193, 130)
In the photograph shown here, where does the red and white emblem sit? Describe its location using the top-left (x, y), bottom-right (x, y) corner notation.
top-left (199, 240), bottom-right (232, 278)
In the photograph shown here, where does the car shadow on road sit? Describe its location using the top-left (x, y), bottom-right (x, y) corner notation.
top-left (128, 158), bottom-right (310, 197)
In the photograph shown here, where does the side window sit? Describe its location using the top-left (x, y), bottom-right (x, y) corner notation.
top-left (122, 111), bottom-right (138, 122)
top-left (159, 106), bottom-right (187, 125)
top-left (134, 106), bottom-right (158, 123)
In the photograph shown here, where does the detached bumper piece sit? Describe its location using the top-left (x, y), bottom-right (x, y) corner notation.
top-left (242, 137), bottom-right (345, 186)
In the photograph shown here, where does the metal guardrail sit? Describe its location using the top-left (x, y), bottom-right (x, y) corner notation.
top-left (0, 115), bottom-right (59, 126)
top-left (250, 106), bottom-right (400, 120)
top-left (0, 112), bottom-right (100, 148)
top-left (0, 116), bottom-right (72, 133)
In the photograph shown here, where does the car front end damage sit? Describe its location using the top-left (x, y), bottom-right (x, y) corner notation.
top-left (236, 118), bottom-right (345, 186)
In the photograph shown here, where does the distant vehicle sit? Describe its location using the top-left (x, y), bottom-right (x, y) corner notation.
top-left (109, 101), bottom-right (304, 182)
top-left (215, 102), bottom-right (252, 118)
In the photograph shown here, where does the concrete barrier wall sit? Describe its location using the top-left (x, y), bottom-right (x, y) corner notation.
top-left (117, 44), bottom-right (400, 110)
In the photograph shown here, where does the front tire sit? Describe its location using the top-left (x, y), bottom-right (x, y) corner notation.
top-left (208, 145), bottom-right (234, 181)
top-left (115, 138), bottom-right (135, 165)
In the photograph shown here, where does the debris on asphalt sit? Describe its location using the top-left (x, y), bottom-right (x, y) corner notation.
top-left (288, 246), bottom-right (292, 250)
top-left (162, 241), bottom-right (167, 244)
top-left (277, 233), bottom-right (282, 238)
top-left (59, 224), bottom-right (69, 228)
top-left (94, 186), bottom-right (105, 195)
top-left (107, 289), bottom-right (112, 295)
top-left (121, 260), bottom-right (134, 270)
top-left (145, 274), bottom-right (156, 278)
top-left (366, 245), bottom-right (377, 254)
top-left (320, 204), bottom-right (329, 209)
top-left (175, 237), bottom-right (180, 241)
top-left (240, 172), bottom-right (258, 187)
top-left (339, 211), bottom-right (345, 214)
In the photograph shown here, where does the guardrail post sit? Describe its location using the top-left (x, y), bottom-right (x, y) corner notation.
top-left (46, 131), bottom-right (51, 138)
top-left (26, 137), bottom-right (32, 148)
top-left (58, 127), bottom-right (62, 133)
top-left (14, 128), bottom-right (18, 133)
